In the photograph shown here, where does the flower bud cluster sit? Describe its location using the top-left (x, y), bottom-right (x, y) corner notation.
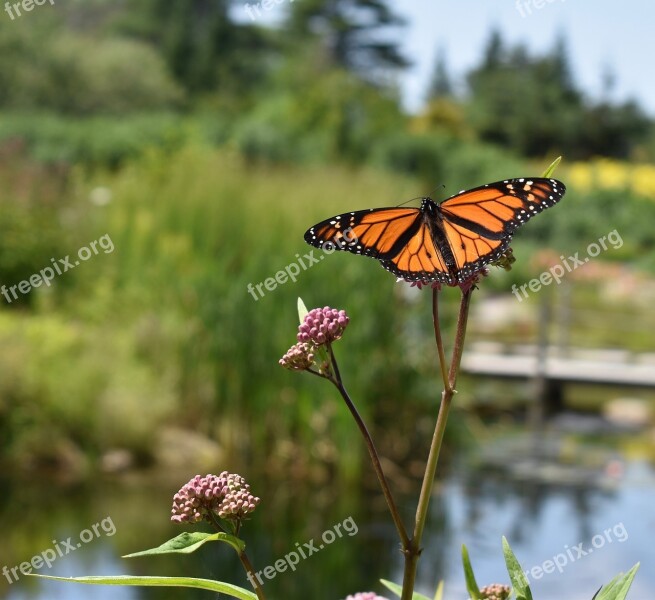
top-left (171, 472), bottom-right (260, 524)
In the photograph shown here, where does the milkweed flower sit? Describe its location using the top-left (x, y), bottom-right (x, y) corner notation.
top-left (280, 306), bottom-right (349, 375)
top-left (279, 342), bottom-right (315, 370)
top-left (297, 306), bottom-right (349, 346)
top-left (344, 593), bottom-right (389, 600)
top-left (478, 583), bottom-right (511, 600)
top-left (171, 472), bottom-right (260, 524)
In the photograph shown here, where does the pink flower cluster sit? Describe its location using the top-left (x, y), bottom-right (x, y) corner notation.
top-left (280, 306), bottom-right (349, 371)
top-left (171, 472), bottom-right (260, 524)
top-left (297, 306), bottom-right (349, 345)
top-left (479, 583), bottom-right (511, 600)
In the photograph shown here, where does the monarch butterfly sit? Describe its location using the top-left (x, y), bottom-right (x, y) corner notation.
top-left (304, 177), bottom-right (565, 286)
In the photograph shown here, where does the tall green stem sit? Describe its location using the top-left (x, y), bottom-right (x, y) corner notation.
top-left (329, 345), bottom-right (411, 549)
top-left (208, 512), bottom-right (266, 600)
top-left (400, 288), bottom-right (473, 600)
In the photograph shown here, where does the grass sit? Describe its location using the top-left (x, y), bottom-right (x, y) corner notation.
top-left (1, 141), bottom-right (654, 477)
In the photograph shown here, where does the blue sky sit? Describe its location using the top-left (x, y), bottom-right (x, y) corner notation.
top-left (398, 0), bottom-right (655, 114)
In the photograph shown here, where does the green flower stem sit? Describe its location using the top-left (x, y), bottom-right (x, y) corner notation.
top-left (432, 286), bottom-right (450, 391)
top-left (328, 344), bottom-right (411, 550)
top-left (400, 288), bottom-right (473, 600)
top-left (208, 512), bottom-right (266, 600)
top-left (238, 552), bottom-right (265, 600)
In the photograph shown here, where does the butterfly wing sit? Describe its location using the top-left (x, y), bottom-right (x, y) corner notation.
top-left (304, 206), bottom-right (454, 283)
top-left (438, 178), bottom-right (565, 282)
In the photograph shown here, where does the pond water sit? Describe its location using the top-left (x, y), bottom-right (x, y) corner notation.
top-left (1, 454), bottom-right (653, 599)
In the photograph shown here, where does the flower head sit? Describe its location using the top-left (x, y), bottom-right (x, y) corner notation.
top-left (344, 594), bottom-right (389, 600)
top-left (279, 342), bottom-right (315, 370)
top-left (478, 583), bottom-right (511, 600)
top-left (171, 472), bottom-right (260, 525)
top-left (297, 306), bottom-right (349, 346)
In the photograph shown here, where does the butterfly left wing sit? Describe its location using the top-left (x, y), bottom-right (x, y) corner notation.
top-left (304, 206), bottom-right (422, 259)
top-left (304, 206), bottom-right (454, 283)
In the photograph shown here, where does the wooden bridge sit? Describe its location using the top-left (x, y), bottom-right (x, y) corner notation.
top-left (461, 343), bottom-right (655, 389)
top-left (460, 286), bottom-right (655, 413)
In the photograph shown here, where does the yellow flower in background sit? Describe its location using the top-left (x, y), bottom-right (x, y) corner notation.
top-left (632, 164), bottom-right (655, 198)
top-left (566, 159), bottom-right (655, 200)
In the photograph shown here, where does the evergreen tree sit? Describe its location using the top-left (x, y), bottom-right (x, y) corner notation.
top-left (285, 0), bottom-right (409, 81)
top-left (118, 0), bottom-right (272, 96)
top-left (426, 47), bottom-right (453, 100)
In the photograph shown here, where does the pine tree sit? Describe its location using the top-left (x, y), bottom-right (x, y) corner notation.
top-left (285, 0), bottom-right (409, 80)
top-left (118, 0), bottom-right (271, 95)
top-left (426, 47), bottom-right (453, 100)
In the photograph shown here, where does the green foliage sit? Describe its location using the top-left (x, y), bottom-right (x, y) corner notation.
top-left (0, 21), bottom-right (183, 114)
top-left (463, 30), bottom-right (651, 160)
top-left (593, 564), bottom-right (640, 600)
top-left (0, 198), bottom-right (63, 306)
top-left (117, 0), bottom-right (273, 100)
top-left (234, 65), bottom-right (405, 164)
top-left (0, 112), bottom-right (192, 167)
top-left (370, 132), bottom-right (525, 189)
top-left (0, 310), bottom-right (177, 463)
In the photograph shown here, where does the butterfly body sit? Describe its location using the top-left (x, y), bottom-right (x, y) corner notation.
top-left (304, 178), bottom-right (565, 286)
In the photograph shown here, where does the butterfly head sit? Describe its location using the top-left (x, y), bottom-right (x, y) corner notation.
top-left (420, 197), bottom-right (440, 213)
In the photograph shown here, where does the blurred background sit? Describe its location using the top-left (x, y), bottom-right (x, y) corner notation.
top-left (1, 0), bottom-right (654, 598)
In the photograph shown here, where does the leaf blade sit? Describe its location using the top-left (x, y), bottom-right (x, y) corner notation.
top-left (297, 297), bottom-right (309, 324)
top-left (462, 544), bottom-right (481, 600)
top-left (123, 532), bottom-right (244, 557)
top-left (380, 579), bottom-right (432, 600)
top-left (29, 575), bottom-right (257, 600)
top-left (502, 537), bottom-right (533, 600)
top-left (541, 156), bottom-right (562, 178)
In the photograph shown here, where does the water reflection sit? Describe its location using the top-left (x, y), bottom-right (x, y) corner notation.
top-left (1, 458), bottom-right (653, 599)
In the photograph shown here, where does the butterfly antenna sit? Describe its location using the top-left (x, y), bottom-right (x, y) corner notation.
top-left (426, 183), bottom-right (447, 199)
top-left (394, 184), bottom-right (446, 207)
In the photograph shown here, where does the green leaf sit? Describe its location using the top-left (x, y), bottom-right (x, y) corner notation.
top-left (433, 580), bottom-right (444, 600)
top-left (380, 579), bottom-right (432, 600)
top-left (502, 537), bottom-right (533, 600)
top-left (592, 563), bottom-right (640, 600)
top-left (122, 532), bottom-right (245, 558)
top-left (28, 575), bottom-right (258, 600)
top-left (462, 544), bottom-right (482, 600)
top-left (541, 156), bottom-right (562, 178)
top-left (297, 297), bottom-right (309, 324)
